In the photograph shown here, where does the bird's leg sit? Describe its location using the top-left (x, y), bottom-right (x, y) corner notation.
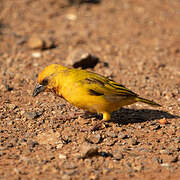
top-left (103, 112), bottom-right (111, 121)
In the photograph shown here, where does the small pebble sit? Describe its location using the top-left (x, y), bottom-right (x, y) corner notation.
top-left (25, 111), bottom-right (43, 119)
top-left (56, 143), bottom-right (63, 149)
top-left (32, 52), bottom-right (42, 58)
top-left (153, 157), bottom-right (163, 164)
top-left (65, 169), bottom-right (77, 175)
top-left (80, 143), bottom-right (98, 158)
top-left (105, 131), bottom-right (117, 138)
top-left (28, 140), bottom-right (39, 148)
top-left (159, 149), bottom-right (170, 154)
top-left (61, 174), bottom-right (71, 180)
top-left (6, 142), bottom-right (14, 148)
top-left (86, 134), bottom-right (101, 144)
top-left (118, 133), bottom-right (129, 139)
top-left (103, 137), bottom-right (117, 146)
top-left (28, 35), bottom-right (44, 49)
top-left (159, 118), bottom-right (168, 125)
top-left (129, 138), bottom-right (139, 146)
top-left (63, 162), bottom-right (77, 169)
top-left (160, 163), bottom-right (170, 167)
top-left (59, 154), bottom-right (67, 159)
top-left (6, 104), bottom-right (17, 110)
top-left (153, 124), bottom-right (161, 130)
top-left (133, 165), bottom-right (144, 171)
top-left (113, 151), bottom-right (123, 161)
top-left (4, 84), bottom-right (13, 91)
top-left (20, 110), bottom-right (25, 116)
top-left (66, 14), bottom-right (77, 21)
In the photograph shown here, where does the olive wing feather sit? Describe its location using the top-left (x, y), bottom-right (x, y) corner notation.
top-left (80, 75), bottom-right (138, 97)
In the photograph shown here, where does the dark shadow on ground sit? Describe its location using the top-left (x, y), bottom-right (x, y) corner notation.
top-left (111, 108), bottom-right (180, 125)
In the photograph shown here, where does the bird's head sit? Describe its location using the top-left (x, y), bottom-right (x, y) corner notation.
top-left (32, 64), bottom-right (66, 97)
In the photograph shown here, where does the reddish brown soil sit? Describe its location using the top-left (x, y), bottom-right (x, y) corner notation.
top-left (0, 0), bottom-right (180, 179)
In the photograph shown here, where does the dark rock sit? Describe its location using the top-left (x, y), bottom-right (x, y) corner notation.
top-left (113, 151), bottom-right (124, 160)
top-left (66, 49), bottom-right (99, 69)
top-left (80, 142), bottom-right (98, 158)
top-left (4, 84), bottom-right (13, 91)
top-left (86, 134), bottom-right (101, 144)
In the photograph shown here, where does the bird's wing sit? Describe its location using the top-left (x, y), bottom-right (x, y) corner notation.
top-left (80, 73), bottom-right (138, 97)
top-left (106, 79), bottom-right (137, 96)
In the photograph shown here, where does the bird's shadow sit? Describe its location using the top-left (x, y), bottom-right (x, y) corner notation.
top-left (110, 108), bottom-right (180, 125)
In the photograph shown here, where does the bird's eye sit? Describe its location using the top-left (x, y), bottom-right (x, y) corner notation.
top-left (41, 78), bottom-right (48, 86)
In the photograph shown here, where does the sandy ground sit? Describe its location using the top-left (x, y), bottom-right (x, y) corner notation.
top-left (0, 0), bottom-right (180, 179)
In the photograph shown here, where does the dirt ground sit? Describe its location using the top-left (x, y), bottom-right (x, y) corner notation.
top-left (0, 0), bottom-right (180, 179)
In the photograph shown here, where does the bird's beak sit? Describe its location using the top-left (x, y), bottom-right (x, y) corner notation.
top-left (32, 83), bottom-right (46, 97)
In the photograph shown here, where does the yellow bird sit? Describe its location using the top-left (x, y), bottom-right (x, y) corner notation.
top-left (33, 64), bottom-right (161, 121)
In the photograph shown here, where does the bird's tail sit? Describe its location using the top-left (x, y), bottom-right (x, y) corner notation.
top-left (136, 97), bottom-right (161, 107)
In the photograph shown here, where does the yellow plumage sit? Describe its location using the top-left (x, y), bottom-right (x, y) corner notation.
top-left (33, 64), bottom-right (161, 121)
